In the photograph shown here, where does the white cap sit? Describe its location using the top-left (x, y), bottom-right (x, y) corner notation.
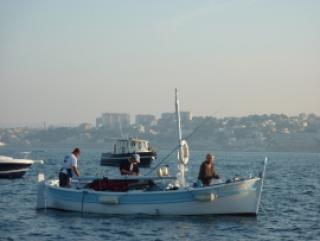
top-left (131, 153), bottom-right (140, 163)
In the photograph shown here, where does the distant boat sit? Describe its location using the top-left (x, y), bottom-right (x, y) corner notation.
top-left (0, 155), bottom-right (34, 178)
top-left (100, 138), bottom-right (157, 167)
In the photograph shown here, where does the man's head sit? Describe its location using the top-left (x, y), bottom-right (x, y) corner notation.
top-left (206, 153), bottom-right (215, 164)
top-left (72, 148), bottom-right (81, 158)
top-left (130, 153), bottom-right (140, 164)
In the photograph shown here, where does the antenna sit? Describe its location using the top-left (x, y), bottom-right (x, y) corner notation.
top-left (175, 88), bottom-right (182, 155)
top-left (118, 116), bottom-right (123, 138)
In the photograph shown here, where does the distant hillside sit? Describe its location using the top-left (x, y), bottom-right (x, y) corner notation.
top-left (0, 113), bottom-right (319, 153)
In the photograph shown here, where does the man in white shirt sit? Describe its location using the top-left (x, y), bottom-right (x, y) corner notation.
top-left (59, 148), bottom-right (81, 187)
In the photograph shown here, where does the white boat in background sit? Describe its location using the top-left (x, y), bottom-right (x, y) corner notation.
top-left (0, 155), bottom-right (34, 178)
top-left (100, 138), bottom-right (157, 167)
top-left (36, 89), bottom-right (267, 216)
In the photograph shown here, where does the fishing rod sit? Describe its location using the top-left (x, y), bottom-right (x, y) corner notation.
top-left (145, 110), bottom-right (220, 176)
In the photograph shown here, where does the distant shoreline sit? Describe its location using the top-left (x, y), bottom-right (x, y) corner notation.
top-left (1, 144), bottom-right (319, 155)
top-left (1, 113), bottom-right (319, 154)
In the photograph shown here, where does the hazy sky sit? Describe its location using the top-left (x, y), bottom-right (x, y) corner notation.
top-left (1, 0), bottom-right (319, 126)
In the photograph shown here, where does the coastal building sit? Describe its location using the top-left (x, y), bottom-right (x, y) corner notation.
top-left (78, 123), bottom-right (93, 131)
top-left (161, 111), bottom-right (192, 123)
top-left (96, 113), bottom-right (130, 129)
top-left (135, 114), bottom-right (157, 127)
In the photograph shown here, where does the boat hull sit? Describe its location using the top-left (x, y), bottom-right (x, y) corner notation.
top-left (38, 178), bottom-right (264, 216)
top-left (0, 162), bottom-right (33, 178)
top-left (100, 152), bottom-right (157, 167)
top-left (0, 169), bottom-right (29, 178)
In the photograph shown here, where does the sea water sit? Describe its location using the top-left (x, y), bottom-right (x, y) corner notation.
top-left (0, 147), bottom-right (319, 241)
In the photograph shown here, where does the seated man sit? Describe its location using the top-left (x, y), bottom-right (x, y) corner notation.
top-left (120, 153), bottom-right (140, 176)
top-left (198, 153), bottom-right (219, 186)
top-left (59, 148), bottom-right (81, 187)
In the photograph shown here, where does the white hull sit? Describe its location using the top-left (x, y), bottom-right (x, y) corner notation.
top-left (37, 176), bottom-right (264, 216)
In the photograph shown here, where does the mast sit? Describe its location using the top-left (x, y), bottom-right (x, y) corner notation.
top-left (175, 88), bottom-right (186, 187)
top-left (175, 88), bottom-right (182, 144)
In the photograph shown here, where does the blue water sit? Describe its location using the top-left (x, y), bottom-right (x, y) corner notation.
top-left (0, 147), bottom-right (319, 241)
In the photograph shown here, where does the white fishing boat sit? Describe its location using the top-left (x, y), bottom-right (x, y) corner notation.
top-left (36, 89), bottom-right (267, 216)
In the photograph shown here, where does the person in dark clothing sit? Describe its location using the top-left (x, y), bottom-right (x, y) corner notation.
top-left (120, 154), bottom-right (140, 176)
top-left (198, 153), bottom-right (219, 186)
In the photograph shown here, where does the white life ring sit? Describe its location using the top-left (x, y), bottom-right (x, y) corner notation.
top-left (178, 140), bottom-right (189, 165)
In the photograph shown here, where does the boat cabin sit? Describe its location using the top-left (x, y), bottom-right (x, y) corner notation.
top-left (113, 138), bottom-right (151, 154)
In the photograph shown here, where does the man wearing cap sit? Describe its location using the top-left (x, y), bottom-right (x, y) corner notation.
top-left (120, 154), bottom-right (140, 176)
top-left (198, 153), bottom-right (220, 186)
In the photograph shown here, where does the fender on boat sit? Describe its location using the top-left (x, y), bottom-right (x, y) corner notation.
top-left (36, 172), bottom-right (46, 209)
top-left (99, 196), bottom-right (119, 205)
top-left (194, 193), bottom-right (218, 202)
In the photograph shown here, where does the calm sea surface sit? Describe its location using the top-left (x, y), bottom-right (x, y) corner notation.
top-left (0, 147), bottom-right (319, 241)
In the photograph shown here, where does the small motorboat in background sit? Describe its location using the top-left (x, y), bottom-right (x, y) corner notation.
top-left (100, 138), bottom-right (157, 167)
top-left (0, 155), bottom-right (34, 178)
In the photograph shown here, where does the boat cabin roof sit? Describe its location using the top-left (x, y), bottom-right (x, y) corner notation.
top-left (116, 138), bottom-right (149, 143)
